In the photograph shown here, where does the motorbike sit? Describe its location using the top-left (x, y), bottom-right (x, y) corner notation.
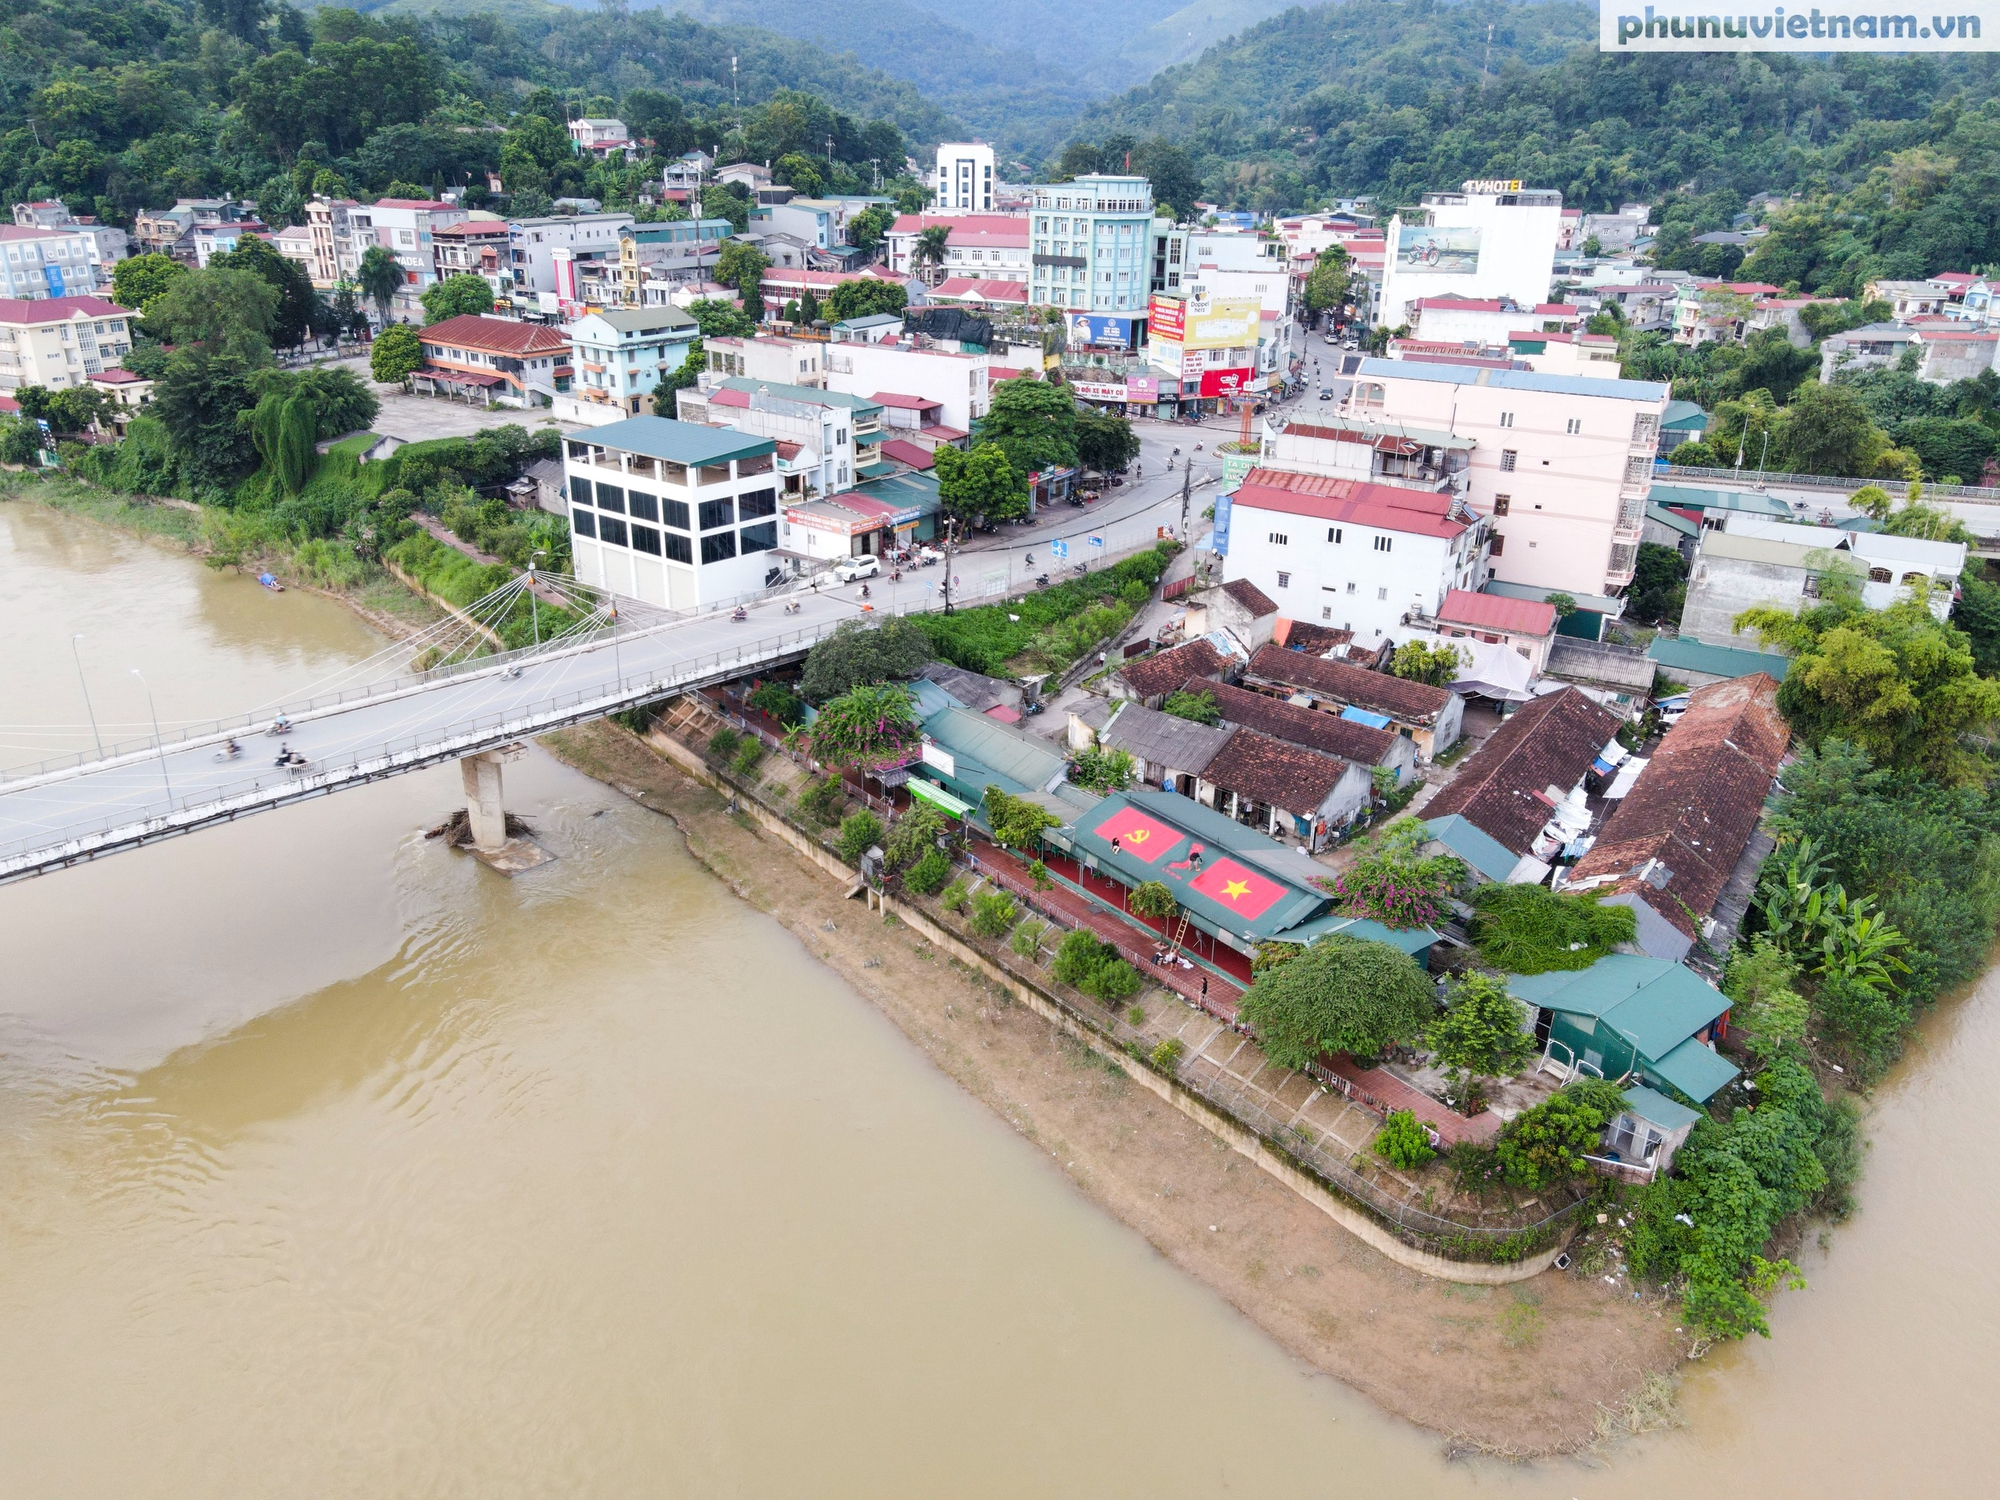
top-left (1022, 700), bottom-right (1045, 717)
top-left (731, 606), bottom-right (748, 621)
top-left (264, 717), bottom-right (292, 737)
top-left (890, 569), bottom-right (903, 582)
top-left (783, 601), bottom-right (801, 615)
top-left (1034, 574), bottom-right (1049, 587)
top-left (214, 740), bottom-right (242, 762)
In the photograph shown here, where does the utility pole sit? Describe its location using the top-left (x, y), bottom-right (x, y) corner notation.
top-left (941, 518), bottom-right (957, 615)
top-left (1177, 457), bottom-right (1193, 545)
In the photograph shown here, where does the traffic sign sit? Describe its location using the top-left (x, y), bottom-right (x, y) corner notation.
top-left (1088, 536), bottom-right (1104, 548)
top-left (1050, 538), bottom-right (1069, 559)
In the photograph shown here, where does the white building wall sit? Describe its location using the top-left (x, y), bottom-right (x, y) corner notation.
top-left (823, 341), bottom-right (991, 432)
top-left (934, 143), bottom-right (996, 214)
top-left (509, 213), bottom-right (637, 295)
top-left (1377, 185), bottom-right (1562, 330)
top-left (1221, 501), bottom-right (1485, 645)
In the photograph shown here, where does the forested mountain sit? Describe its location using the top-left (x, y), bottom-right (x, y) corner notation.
top-left (0, 0), bottom-right (956, 222)
top-left (1069, 0), bottom-right (2000, 260)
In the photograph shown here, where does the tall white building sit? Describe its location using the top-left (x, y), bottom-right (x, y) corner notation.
top-left (1025, 174), bottom-right (1156, 339)
top-left (934, 143), bottom-right (996, 214)
top-left (0, 225), bottom-right (104, 299)
top-left (1376, 180), bottom-right (1562, 330)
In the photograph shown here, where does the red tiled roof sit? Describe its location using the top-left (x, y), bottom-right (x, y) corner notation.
top-left (1195, 678), bottom-right (1396, 764)
top-left (989, 367), bottom-right (1036, 382)
top-left (872, 391), bottom-right (941, 410)
top-left (932, 277), bottom-right (1028, 303)
top-left (926, 424), bottom-right (968, 440)
top-left (888, 213), bottom-right (1028, 241)
top-left (1246, 643), bottom-right (1453, 726)
top-left (372, 197), bottom-right (455, 210)
top-left (1412, 297), bottom-right (1506, 312)
top-left (879, 438), bottom-right (935, 469)
top-left (1567, 675), bottom-right (1790, 937)
top-left (1422, 688), bottom-right (1623, 855)
top-left (420, 314), bottom-right (569, 355)
top-left (87, 367), bottom-right (147, 384)
top-left (1117, 638), bottom-right (1232, 698)
top-left (1931, 271), bottom-right (1977, 284)
top-left (709, 388), bottom-right (751, 407)
top-left (1280, 422), bottom-right (1441, 455)
top-left (1203, 728), bottom-right (1352, 811)
top-left (774, 440), bottom-right (804, 460)
top-left (0, 393), bottom-right (17, 413)
top-left (0, 295), bottom-right (132, 323)
top-left (1270, 619), bottom-right (1356, 655)
top-left (1230, 468), bottom-right (1470, 540)
top-left (1436, 588), bottom-right (1556, 636)
top-left (1218, 578), bottom-right (1278, 618)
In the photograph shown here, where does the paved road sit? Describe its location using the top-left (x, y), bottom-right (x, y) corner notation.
top-left (0, 585), bottom-right (887, 883)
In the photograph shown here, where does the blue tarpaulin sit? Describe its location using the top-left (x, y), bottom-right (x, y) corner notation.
top-left (1340, 705), bottom-right (1393, 729)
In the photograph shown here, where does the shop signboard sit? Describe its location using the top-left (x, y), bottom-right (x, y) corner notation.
top-left (1198, 367), bottom-right (1253, 398)
top-left (1125, 375), bottom-right (1160, 401)
top-left (1069, 380), bottom-right (1129, 401)
top-left (1147, 295), bottom-right (1186, 343)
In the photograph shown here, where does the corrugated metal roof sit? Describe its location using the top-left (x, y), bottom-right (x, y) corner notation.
top-left (1357, 356), bottom-right (1668, 403)
top-left (1645, 636), bottom-right (1791, 682)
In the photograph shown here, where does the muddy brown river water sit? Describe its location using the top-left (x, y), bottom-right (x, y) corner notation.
top-left (1, 502), bottom-right (1992, 1496)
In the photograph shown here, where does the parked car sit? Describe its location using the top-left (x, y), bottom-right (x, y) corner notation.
top-left (831, 555), bottom-right (881, 583)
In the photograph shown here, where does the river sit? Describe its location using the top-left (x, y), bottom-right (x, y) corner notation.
top-left (0, 500), bottom-right (1993, 1496)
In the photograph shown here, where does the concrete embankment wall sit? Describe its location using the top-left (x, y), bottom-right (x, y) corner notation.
top-left (642, 722), bottom-right (1567, 1286)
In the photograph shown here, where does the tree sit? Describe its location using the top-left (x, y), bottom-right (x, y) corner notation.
top-left (1302, 247), bottom-right (1352, 316)
top-left (1162, 688), bottom-right (1220, 725)
top-left (978, 376), bottom-right (1077, 479)
top-left (847, 205), bottom-right (893, 255)
top-left (421, 273), bottom-right (495, 324)
top-left (1069, 746), bottom-right (1135, 792)
top-left (933, 442), bottom-right (1025, 524)
top-left (652, 340), bottom-right (704, 414)
top-left (1470, 883), bottom-right (1637, 974)
top-left (1494, 1079), bottom-right (1627, 1189)
top-left (714, 242), bottom-right (770, 323)
top-left (1628, 541), bottom-right (1689, 625)
top-left (824, 278), bottom-right (907, 322)
top-left (911, 224), bottom-right (950, 282)
top-left (370, 323), bottom-right (423, 385)
top-left (111, 253), bottom-right (188, 317)
top-left (154, 350), bottom-right (261, 495)
top-left (806, 684), bottom-right (922, 769)
top-left (355, 245), bottom-right (405, 327)
top-left (1390, 639), bottom-right (1463, 687)
top-left (882, 803), bottom-right (947, 874)
top-left (1074, 409), bottom-right (1140, 473)
top-left (1238, 934), bottom-right (1436, 1070)
top-left (1425, 974), bottom-right (1535, 1083)
top-left (983, 784), bottom-right (1061, 851)
top-left (142, 267), bottom-right (278, 360)
top-left (1736, 590), bottom-right (2000, 783)
top-left (1130, 137), bottom-right (1202, 221)
top-left (686, 299), bottom-right (757, 338)
top-left (210, 235), bottom-right (321, 351)
top-left (1324, 820), bottom-right (1464, 928)
top-left (1776, 381), bottom-right (1896, 477)
top-left (772, 151), bottom-right (823, 197)
top-left (799, 616), bottom-right (932, 702)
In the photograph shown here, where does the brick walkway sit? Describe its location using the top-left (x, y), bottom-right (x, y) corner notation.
top-left (1316, 1054), bottom-right (1502, 1146)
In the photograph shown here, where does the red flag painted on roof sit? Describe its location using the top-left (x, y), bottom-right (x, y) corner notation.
top-left (1187, 857), bottom-right (1286, 920)
top-left (1091, 805), bottom-right (1182, 864)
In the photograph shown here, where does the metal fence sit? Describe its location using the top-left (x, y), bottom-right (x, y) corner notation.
top-left (1657, 462), bottom-right (2000, 506)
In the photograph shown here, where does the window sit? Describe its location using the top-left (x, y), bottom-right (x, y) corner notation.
top-left (598, 516), bottom-right (628, 547)
top-left (1345, 582), bottom-right (1357, 595)
top-left (738, 488), bottom-right (777, 520)
top-left (1321, 606), bottom-right (1332, 620)
top-left (571, 507), bottom-right (596, 538)
top-left (1328, 526), bottom-right (1342, 544)
top-left (1276, 571), bottom-right (1290, 588)
top-left (1377, 587), bottom-right (1389, 600)
top-left (1268, 532), bottom-right (1288, 545)
top-left (596, 484), bottom-right (625, 514)
top-left (1500, 450), bottom-right (1517, 472)
top-left (1489, 534), bottom-right (1505, 556)
top-left (698, 497), bottom-right (735, 530)
top-left (1373, 535), bottom-right (1392, 553)
top-left (661, 497), bottom-right (690, 531)
top-left (664, 531), bottom-right (692, 564)
top-left (1565, 417), bottom-right (1582, 435)
top-left (700, 531), bottom-right (737, 564)
top-left (570, 475), bottom-right (594, 505)
top-left (740, 521), bottom-right (777, 553)
top-left (631, 524), bottom-right (662, 556)
top-left (627, 490), bottom-right (658, 523)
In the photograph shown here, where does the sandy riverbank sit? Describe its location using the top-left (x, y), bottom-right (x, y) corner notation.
top-left (541, 718), bottom-right (1686, 1456)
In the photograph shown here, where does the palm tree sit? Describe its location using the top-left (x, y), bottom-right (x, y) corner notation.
top-left (355, 245), bottom-right (404, 329)
top-left (912, 224), bottom-right (951, 287)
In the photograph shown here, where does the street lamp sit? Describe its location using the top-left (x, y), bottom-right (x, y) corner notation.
top-left (528, 550), bottom-right (547, 645)
top-left (129, 668), bottom-right (172, 804)
top-left (72, 633), bottom-right (102, 758)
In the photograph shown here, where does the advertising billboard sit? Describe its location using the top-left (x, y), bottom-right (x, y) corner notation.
top-left (1210, 489), bottom-right (1233, 556)
top-left (1147, 294), bottom-right (1186, 343)
top-left (1198, 368), bottom-right (1253, 398)
top-left (1395, 225), bottom-right (1482, 274)
top-left (1180, 298), bottom-right (1260, 350)
top-left (1066, 313), bottom-right (1141, 348)
top-left (1125, 375), bottom-right (1160, 401)
top-left (1069, 380), bottom-right (1129, 402)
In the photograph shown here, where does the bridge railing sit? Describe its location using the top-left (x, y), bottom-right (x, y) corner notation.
top-left (1656, 462), bottom-right (2000, 506)
top-left (0, 625), bottom-right (839, 873)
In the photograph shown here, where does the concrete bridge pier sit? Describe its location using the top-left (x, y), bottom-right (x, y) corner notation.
top-left (461, 750), bottom-right (510, 853)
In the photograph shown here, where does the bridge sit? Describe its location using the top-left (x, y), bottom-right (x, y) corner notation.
top-left (0, 573), bottom-right (883, 886)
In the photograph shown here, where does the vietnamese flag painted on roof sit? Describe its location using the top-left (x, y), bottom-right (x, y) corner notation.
top-left (1090, 804), bottom-right (1183, 864)
top-left (1187, 857), bottom-right (1287, 921)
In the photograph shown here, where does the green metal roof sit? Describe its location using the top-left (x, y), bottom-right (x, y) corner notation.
top-left (1065, 790), bottom-right (1331, 941)
top-left (1424, 814), bottom-right (1520, 884)
top-left (922, 705), bottom-right (1066, 795)
top-left (1278, 911), bottom-right (1439, 955)
top-left (1508, 956), bottom-right (1738, 1099)
top-left (1645, 1036), bottom-right (1740, 1104)
top-left (1646, 635), bottom-right (1791, 682)
top-left (1647, 482), bottom-right (1792, 518)
top-left (717, 377), bottom-right (883, 419)
top-left (1620, 1083), bottom-right (1701, 1132)
top-left (1662, 399), bottom-right (1709, 431)
top-left (854, 469), bottom-right (942, 513)
top-left (1644, 502), bottom-right (1700, 539)
top-left (579, 415), bottom-right (774, 466)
